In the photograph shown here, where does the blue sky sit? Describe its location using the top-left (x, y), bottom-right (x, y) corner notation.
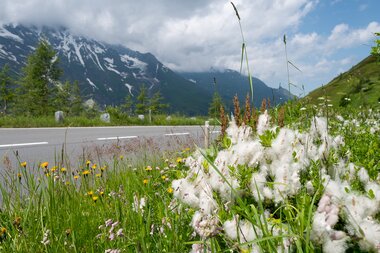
top-left (300, 0), bottom-right (379, 58)
top-left (0, 0), bottom-right (379, 94)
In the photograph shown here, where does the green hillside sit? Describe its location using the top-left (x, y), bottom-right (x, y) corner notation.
top-left (306, 55), bottom-right (380, 108)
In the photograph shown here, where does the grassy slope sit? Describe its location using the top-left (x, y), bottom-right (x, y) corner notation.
top-left (306, 55), bottom-right (380, 108)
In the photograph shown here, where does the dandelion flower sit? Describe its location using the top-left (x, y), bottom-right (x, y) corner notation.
top-left (40, 162), bottom-right (49, 169)
top-left (20, 161), bottom-right (27, 168)
top-left (91, 164), bottom-right (97, 170)
top-left (87, 191), bottom-right (94, 196)
top-left (167, 187), bottom-right (173, 193)
top-left (17, 173), bottom-right (22, 180)
top-left (96, 173), bottom-right (102, 178)
top-left (162, 175), bottom-right (167, 180)
top-left (145, 166), bottom-right (152, 171)
top-left (143, 179), bottom-right (149, 185)
top-left (60, 167), bottom-right (67, 173)
top-left (92, 196), bottom-right (99, 202)
top-left (74, 175), bottom-right (79, 180)
top-left (176, 157), bottom-right (183, 163)
top-left (119, 155), bottom-right (124, 160)
top-left (82, 170), bottom-right (90, 176)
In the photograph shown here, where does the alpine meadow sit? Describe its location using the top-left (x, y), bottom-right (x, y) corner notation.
top-left (0, 1), bottom-right (379, 253)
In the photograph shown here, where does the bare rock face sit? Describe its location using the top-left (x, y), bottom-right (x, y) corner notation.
top-left (55, 111), bottom-right (64, 123)
top-left (100, 113), bottom-right (111, 123)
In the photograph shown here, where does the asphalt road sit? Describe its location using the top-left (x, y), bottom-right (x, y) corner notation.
top-left (0, 125), bottom-right (220, 171)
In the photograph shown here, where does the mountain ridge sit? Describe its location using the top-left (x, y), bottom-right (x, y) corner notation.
top-left (0, 24), bottom-right (292, 115)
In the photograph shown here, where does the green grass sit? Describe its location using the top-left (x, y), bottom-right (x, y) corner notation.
top-left (0, 103), bottom-right (378, 252)
top-left (0, 114), bottom-right (216, 128)
top-left (305, 55), bottom-right (380, 108)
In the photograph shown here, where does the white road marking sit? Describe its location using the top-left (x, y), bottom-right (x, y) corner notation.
top-left (97, 136), bottom-right (138, 141)
top-left (164, 132), bottom-right (190, 136)
top-left (0, 142), bottom-right (49, 148)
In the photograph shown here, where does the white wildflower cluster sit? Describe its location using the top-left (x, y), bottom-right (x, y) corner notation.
top-left (132, 193), bottom-right (146, 213)
top-left (191, 211), bottom-right (221, 239)
top-left (41, 229), bottom-right (51, 246)
top-left (171, 110), bottom-right (380, 251)
top-left (97, 219), bottom-right (124, 241)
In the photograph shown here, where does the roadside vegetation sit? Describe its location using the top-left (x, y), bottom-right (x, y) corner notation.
top-left (0, 98), bottom-right (379, 252)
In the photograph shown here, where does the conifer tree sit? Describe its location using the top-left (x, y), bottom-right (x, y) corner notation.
top-left (208, 92), bottom-right (224, 118)
top-left (0, 64), bottom-right (14, 115)
top-left (16, 40), bottom-right (62, 116)
top-left (70, 81), bottom-right (83, 116)
top-left (149, 91), bottom-right (168, 114)
top-left (135, 85), bottom-right (148, 115)
top-left (122, 94), bottom-right (134, 115)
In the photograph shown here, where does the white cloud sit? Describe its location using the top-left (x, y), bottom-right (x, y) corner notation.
top-left (0, 0), bottom-right (378, 93)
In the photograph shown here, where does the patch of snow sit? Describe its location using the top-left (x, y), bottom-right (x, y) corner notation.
top-left (86, 44), bottom-right (104, 71)
top-left (188, 79), bottom-right (197, 84)
top-left (125, 83), bottom-right (133, 95)
top-left (104, 57), bottom-right (114, 64)
top-left (28, 45), bottom-right (36, 50)
top-left (161, 65), bottom-right (169, 73)
top-left (0, 27), bottom-right (23, 43)
top-left (120, 54), bottom-right (147, 72)
top-left (93, 44), bottom-right (105, 54)
top-left (86, 78), bottom-right (98, 90)
top-left (106, 65), bottom-right (121, 75)
top-left (107, 87), bottom-right (113, 92)
top-left (62, 34), bottom-right (85, 67)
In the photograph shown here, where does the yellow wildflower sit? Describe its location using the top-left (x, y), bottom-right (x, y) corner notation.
top-left (87, 191), bottom-right (94, 196)
top-left (91, 163), bottom-right (97, 170)
top-left (65, 182), bottom-right (70, 185)
top-left (86, 160), bottom-right (91, 167)
top-left (143, 179), bottom-right (149, 185)
top-left (74, 175), bottom-right (79, 180)
top-left (0, 227), bottom-right (6, 236)
top-left (95, 173), bottom-right (102, 178)
top-left (20, 161), bottom-right (27, 168)
top-left (51, 166), bottom-right (57, 172)
top-left (161, 175), bottom-right (166, 180)
top-left (167, 187), bottom-right (173, 194)
top-left (99, 191), bottom-right (104, 196)
top-left (17, 173), bottom-right (22, 180)
top-left (82, 170), bottom-right (90, 176)
top-left (176, 157), bottom-right (182, 163)
top-left (100, 166), bottom-right (107, 172)
top-left (92, 196), bottom-right (99, 202)
top-left (145, 166), bottom-right (152, 171)
top-left (119, 155), bottom-right (124, 160)
top-left (40, 162), bottom-right (49, 169)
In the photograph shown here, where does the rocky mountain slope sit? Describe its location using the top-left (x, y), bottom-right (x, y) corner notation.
top-left (0, 24), bottom-right (292, 115)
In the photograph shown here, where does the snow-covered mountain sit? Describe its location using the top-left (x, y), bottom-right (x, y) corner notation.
top-left (0, 24), bottom-right (292, 115)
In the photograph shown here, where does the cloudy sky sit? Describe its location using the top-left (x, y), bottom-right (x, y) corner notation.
top-left (0, 0), bottom-right (379, 94)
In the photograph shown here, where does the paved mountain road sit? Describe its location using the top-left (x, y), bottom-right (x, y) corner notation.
top-left (0, 125), bottom-right (220, 170)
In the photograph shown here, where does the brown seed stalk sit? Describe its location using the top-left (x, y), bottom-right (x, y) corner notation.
top-left (233, 94), bottom-right (241, 127)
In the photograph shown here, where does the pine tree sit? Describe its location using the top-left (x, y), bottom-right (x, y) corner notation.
top-left (70, 81), bottom-right (83, 116)
top-left (135, 85), bottom-right (148, 115)
top-left (16, 40), bottom-right (62, 116)
top-left (55, 81), bottom-right (71, 114)
top-left (0, 64), bottom-right (14, 115)
top-left (208, 92), bottom-right (223, 118)
top-left (121, 94), bottom-right (134, 115)
top-left (149, 91), bottom-right (168, 114)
